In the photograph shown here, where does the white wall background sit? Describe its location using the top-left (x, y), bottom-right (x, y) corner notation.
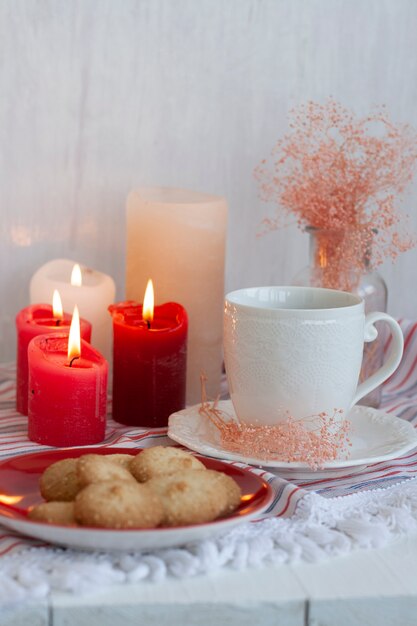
top-left (1, 0), bottom-right (417, 360)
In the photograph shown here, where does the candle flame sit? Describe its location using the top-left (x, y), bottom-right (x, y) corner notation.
top-left (52, 289), bottom-right (64, 320)
top-left (143, 279), bottom-right (154, 325)
top-left (68, 305), bottom-right (81, 363)
top-left (71, 263), bottom-right (82, 287)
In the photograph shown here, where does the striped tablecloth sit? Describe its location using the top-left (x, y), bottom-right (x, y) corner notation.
top-left (0, 319), bottom-right (417, 598)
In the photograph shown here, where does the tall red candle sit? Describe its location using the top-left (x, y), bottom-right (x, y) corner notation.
top-left (28, 334), bottom-right (107, 446)
top-left (16, 304), bottom-right (92, 415)
top-left (109, 299), bottom-right (188, 427)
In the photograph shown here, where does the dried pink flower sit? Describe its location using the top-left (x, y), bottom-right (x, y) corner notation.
top-left (255, 100), bottom-right (417, 289)
top-left (199, 377), bottom-right (351, 470)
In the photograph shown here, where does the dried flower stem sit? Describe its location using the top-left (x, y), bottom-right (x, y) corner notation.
top-left (199, 375), bottom-right (351, 470)
top-left (255, 100), bottom-right (417, 290)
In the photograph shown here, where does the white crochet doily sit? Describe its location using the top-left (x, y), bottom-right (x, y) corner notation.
top-left (1, 477), bottom-right (417, 603)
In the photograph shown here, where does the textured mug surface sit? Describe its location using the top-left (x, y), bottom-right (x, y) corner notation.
top-left (223, 286), bottom-right (404, 426)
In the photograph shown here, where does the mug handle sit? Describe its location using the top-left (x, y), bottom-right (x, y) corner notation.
top-left (351, 312), bottom-right (404, 407)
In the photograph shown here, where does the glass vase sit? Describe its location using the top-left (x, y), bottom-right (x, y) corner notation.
top-left (292, 227), bottom-right (388, 408)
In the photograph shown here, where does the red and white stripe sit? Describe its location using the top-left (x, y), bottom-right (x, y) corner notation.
top-left (0, 319), bottom-right (416, 557)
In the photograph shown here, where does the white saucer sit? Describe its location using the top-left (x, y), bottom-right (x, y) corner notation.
top-left (168, 401), bottom-right (417, 479)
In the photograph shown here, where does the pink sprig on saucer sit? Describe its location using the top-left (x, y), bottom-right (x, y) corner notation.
top-left (199, 377), bottom-right (351, 470)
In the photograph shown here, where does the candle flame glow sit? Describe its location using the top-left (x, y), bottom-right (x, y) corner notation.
top-left (71, 263), bottom-right (82, 287)
top-left (0, 494), bottom-right (23, 506)
top-left (143, 279), bottom-right (154, 325)
top-left (52, 289), bottom-right (64, 320)
top-left (68, 305), bottom-right (81, 363)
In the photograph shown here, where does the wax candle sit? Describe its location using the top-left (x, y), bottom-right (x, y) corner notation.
top-left (126, 187), bottom-right (227, 404)
top-left (30, 259), bottom-right (115, 363)
top-left (28, 309), bottom-right (108, 447)
top-left (109, 282), bottom-right (188, 427)
top-left (15, 295), bottom-right (92, 415)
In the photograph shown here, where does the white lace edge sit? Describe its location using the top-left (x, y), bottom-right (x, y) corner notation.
top-left (1, 476), bottom-right (417, 604)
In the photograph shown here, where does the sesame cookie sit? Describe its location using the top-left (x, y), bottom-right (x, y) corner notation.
top-left (74, 481), bottom-right (164, 529)
top-left (147, 469), bottom-right (241, 526)
top-left (105, 453), bottom-right (134, 470)
top-left (29, 501), bottom-right (76, 525)
top-left (39, 458), bottom-right (81, 502)
top-left (77, 454), bottom-right (135, 488)
top-left (130, 446), bottom-right (206, 482)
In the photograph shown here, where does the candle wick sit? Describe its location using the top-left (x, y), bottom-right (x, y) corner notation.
top-left (56, 319), bottom-right (61, 327)
top-left (69, 356), bottom-right (80, 367)
top-left (146, 320), bottom-right (151, 329)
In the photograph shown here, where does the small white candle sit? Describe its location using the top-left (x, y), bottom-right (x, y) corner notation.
top-left (30, 259), bottom-right (115, 363)
top-left (126, 187), bottom-right (227, 405)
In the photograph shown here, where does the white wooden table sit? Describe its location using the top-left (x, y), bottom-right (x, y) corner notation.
top-left (2, 533), bottom-right (417, 626)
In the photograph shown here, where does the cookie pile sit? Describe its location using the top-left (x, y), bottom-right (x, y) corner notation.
top-left (28, 447), bottom-right (242, 529)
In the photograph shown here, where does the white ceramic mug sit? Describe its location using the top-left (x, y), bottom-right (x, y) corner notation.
top-left (223, 286), bottom-right (404, 426)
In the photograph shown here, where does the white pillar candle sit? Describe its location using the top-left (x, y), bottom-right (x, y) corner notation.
top-left (126, 187), bottom-right (227, 405)
top-left (30, 259), bottom-right (115, 363)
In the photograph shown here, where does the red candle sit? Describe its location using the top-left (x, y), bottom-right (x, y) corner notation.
top-left (109, 281), bottom-right (188, 427)
top-left (16, 294), bottom-right (92, 415)
top-left (28, 309), bottom-right (107, 446)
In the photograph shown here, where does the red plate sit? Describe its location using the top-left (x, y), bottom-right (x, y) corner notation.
top-left (0, 447), bottom-right (274, 551)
